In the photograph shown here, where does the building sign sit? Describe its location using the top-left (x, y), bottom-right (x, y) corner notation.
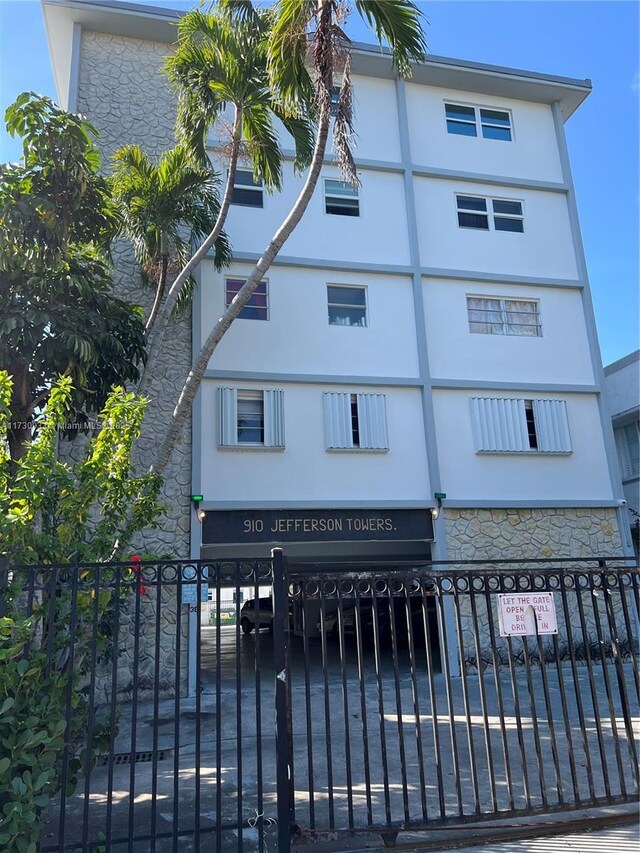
top-left (181, 566), bottom-right (209, 604)
top-left (497, 592), bottom-right (558, 637)
top-left (202, 509), bottom-right (433, 545)
top-left (181, 583), bottom-right (209, 605)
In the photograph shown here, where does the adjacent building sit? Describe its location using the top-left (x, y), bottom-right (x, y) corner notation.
top-left (43, 0), bottom-right (634, 575)
top-left (605, 350), bottom-right (640, 553)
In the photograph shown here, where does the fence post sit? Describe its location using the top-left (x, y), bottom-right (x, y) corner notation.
top-left (272, 547), bottom-right (293, 853)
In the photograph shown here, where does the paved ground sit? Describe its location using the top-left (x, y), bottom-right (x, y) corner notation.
top-left (41, 625), bottom-right (639, 852)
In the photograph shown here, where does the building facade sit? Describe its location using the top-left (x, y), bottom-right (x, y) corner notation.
top-left (43, 0), bottom-right (633, 575)
top-left (605, 350), bottom-right (640, 553)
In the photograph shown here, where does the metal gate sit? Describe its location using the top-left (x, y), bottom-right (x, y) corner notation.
top-left (281, 555), bottom-right (639, 847)
top-left (3, 555), bottom-right (638, 851)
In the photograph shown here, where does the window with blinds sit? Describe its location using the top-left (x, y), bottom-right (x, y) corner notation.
top-left (218, 387), bottom-right (285, 448)
top-left (323, 392), bottom-right (388, 451)
top-left (470, 397), bottom-right (572, 453)
top-left (615, 421), bottom-right (640, 480)
top-left (467, 296), bottom-right (541, 336)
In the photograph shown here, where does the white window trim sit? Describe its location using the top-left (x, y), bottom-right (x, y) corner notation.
top-left (470, 396), bottom-right (572, 454)
top-left (217, 387), bottom-right (285, 451)
top-left (455, 193), bottom-right (524, 232)
top-left (224, 276), bottom-right (270, 321)
top-left (327, 283), bottom-right (368, 328)
top-left (324, 178), bottom-right (360, 217)
top-left (444, 101), bottom-right (514, 141)
top-left (230, 168), bottom-right (264, 208)
top-left (466, 294), bottom-right (542, 337)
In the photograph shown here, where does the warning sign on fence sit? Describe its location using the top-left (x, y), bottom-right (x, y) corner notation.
top-left (497, 592), bottom-right (558, 637)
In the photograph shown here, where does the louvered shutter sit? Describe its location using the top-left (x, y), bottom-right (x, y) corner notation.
top-left (218, 387), bottom-right (238, 446)
top-left (264, 389), bottom-right (285, 448)
top-left (356, 393), bottom-right (389, 450)
top-left (323, 393), bottom-right (353, 449)
top-left (532, 399), bottom-right (572, 453)
top-left (470, 397), bottom-right (529, 451)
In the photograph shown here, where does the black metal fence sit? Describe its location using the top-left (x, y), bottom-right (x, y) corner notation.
top-left (3, 555), bottom-right (638, 851)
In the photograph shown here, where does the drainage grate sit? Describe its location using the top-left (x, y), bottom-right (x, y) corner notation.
top-left (96, 749), bottom-right (172, 767)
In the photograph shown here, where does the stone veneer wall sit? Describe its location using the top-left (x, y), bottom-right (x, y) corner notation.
top-left (444, 507), bottom-right (623, 561)
top-left (77, 32), bottom-right (192, 696)
top-left (77, 31), bottom-right (191, 558)
top-left (442, 507), bottom-right (631, 666)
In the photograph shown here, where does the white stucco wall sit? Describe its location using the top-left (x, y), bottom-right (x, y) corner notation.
top-left (222, 161), bottom-right (411, 265)
top-left (199, 382), bottom-right (430, 503)
top-left (423, 279), bottom-right (595, 384)
top-left (405, 84), bottom-right (563, 182)
top-left (432, 390), bottom-right (614, 502)
top-left (199, 261), bottom-right (419, 377)
top-left (605, 354), bottom-right (640, 419)
top-left (414, 178), bottom-right (578, 278)
top-left (348, 75), bottom-right (402, 163)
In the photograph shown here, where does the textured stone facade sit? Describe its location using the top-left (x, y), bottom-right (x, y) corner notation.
top-left (78, 31), bottom-right (192, 559)
top-left (444, 507), bottom-right (623, 561)
top-left (77, 32), bottom-right (191, 695)
top-left (443, 507), bottom-right (628, 665)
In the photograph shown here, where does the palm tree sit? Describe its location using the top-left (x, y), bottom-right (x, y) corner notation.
top-left (152, 0), bottom-right (426, 474)
top-left (137, 3), bottom-right (314, 396)
top-left (110, 144), bottom-right (231, 334)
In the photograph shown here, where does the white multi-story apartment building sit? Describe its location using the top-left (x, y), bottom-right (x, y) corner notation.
top-left (43, 0), bottom-right (634, 570)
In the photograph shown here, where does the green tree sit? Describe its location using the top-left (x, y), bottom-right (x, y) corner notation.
top-left (148, 0), bottom-right (426, 473)
top-left (110, 144), bottom-right (232, 333)
top-left (0, 93), bottom-right (146, 463)
top-left (0, 371), bottom-right (162, 852)
top-left (135, 3), bottom-right (314, 397)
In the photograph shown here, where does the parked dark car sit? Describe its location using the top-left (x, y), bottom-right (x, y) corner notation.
top-left (240, 597), bottom-right (273, 633)
top-left (318, 595), bottom-right (437, 647)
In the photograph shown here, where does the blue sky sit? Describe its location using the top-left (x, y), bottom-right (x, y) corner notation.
top-left (0, 0), bottom-right (638, 365)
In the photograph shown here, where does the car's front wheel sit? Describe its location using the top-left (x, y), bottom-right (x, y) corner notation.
top-left (240, 617), bottom-right (253, 634)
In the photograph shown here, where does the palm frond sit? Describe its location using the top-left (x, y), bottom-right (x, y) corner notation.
top-left (333, 54), bottom-right (358, 186)
top-left (267, 0), bottom-right (316, 112)
top-left (242, 104), bottom-right (283, 190)
top-left (354, 0), bottom-right (427, 77)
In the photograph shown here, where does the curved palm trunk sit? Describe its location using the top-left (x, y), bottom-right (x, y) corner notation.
top-left (145, 253), bottom-right (168, 334)
top-left (137, 107), bottom-right (243, 397)
top-left (152, 97), bottom-right (332, 474)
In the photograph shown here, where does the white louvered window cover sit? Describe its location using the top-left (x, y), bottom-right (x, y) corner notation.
top-left (470, 397), bottom-right (572, 453)
top-left (323, 392), bottom-right (388, 451)
top-left (615, 421), bottom-right (640, 480)
top-left (217, 387), bottom-right (285, 449)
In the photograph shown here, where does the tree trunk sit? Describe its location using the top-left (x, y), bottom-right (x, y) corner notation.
top-left (145, 253), bottom-right (169, 334)
top-left (137, 107), bottom-right (244, 397)
top-left (152, 96), bottom-right (332, 475)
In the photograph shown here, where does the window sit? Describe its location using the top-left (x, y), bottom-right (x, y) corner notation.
top-left (467, 296), bottom-right (541, 337)
top-left (445, 103), bottom-right (512, 141)
top-left (323, 392), bottom-right (388, 450)
top-left (470, 397), bottom-right (572, 453)
top-left (456, 195), bottom-right (524, 233)
top-left (218, 388), bottom-right (285, 448)
top-left (445, 103), bottom-right (477, 136)
top-left (492, 199), bottom-right (524, 232)
top-left (615, 421), bottom-right (640, 480)
top-left (479, 108), bottom-right (512, 141)
top-left (457, 195), bottom-right (489, 229)
top-left (225, 278), bottom-right (269, 321)
top-left (325, 179), bottom-right (359, 216)
top-left (237, 392), bottom-right (263, 444)
top-left (330, 85), bottom-right (340, 117)
top-left (327, 285), bottom-right (367, 327)
top-left (231, 169), bottom-right (263, 207)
